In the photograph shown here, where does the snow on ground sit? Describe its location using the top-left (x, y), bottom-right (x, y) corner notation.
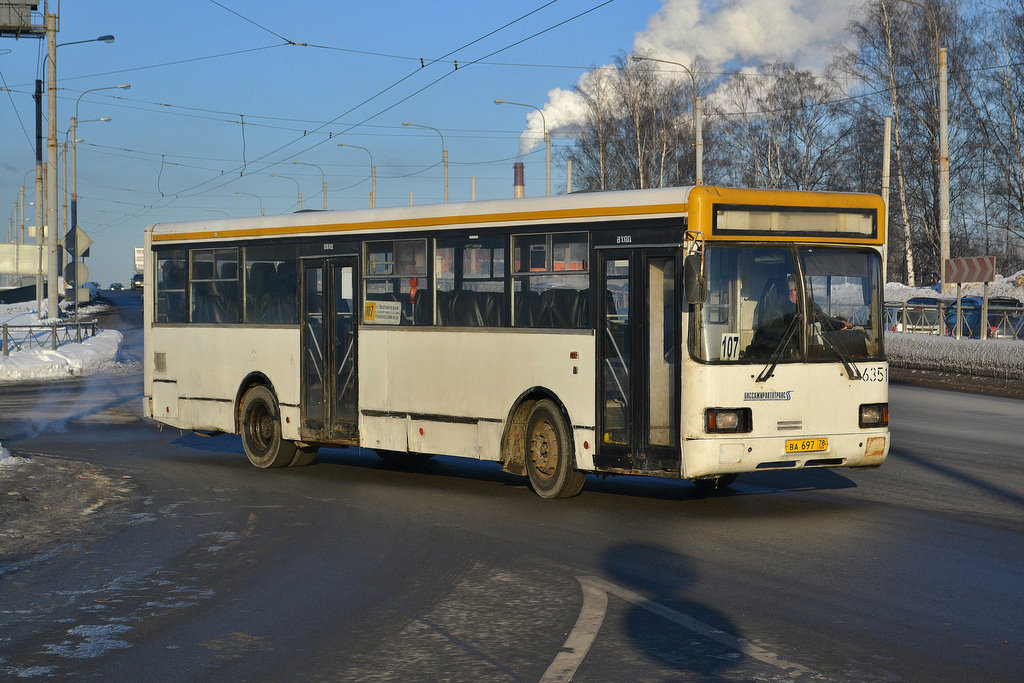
top-left (885, 269), bottom-right (1024, 303)
top-left (888, 332), bottom-right (1024, 379)
top-left (0, 301), bottom-right (123, 383)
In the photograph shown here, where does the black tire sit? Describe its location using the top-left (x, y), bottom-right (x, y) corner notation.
top-left (525, 399), bottom-right (585, 499)
top-left (691, 473), bottom-right (738, 494)
top-left (240, 385), bottom-right (296, 468)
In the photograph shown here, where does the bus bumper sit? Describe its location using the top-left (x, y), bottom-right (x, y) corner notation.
top-left (681, 431), bottom-right (889, 479)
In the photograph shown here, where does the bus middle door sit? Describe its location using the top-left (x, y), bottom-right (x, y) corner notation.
top-left (595, 248), bottom-right (681, 474)
top-left (301, 256), bottom-right (359, 444)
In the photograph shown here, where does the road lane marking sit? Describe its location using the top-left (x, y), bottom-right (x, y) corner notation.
top-left (540, 577), bottom-right (608, 682)
top-left (582, 575), bottom-right (811, 676)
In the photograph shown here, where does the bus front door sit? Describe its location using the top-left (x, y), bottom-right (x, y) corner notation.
top-left (595, 249), bottom-right (680, 474)
top-left (301, 257), bottom-right (358, 443)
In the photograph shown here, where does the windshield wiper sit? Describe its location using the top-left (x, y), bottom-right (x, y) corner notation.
top-left (756, 313), bottom-right (802, 383)
top-left (817, 326), bottom-right (862, 380)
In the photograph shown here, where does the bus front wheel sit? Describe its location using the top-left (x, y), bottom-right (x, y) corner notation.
top-left (240, 385), bottom-right (296, 468)
top-left (526, 399), bottom-right (585, 499)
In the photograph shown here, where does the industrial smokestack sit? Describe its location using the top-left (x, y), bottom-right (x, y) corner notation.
top-left (513, 162), bottom-right (525, 199)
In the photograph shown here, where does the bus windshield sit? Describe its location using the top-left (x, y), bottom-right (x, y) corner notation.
top-left (692, 245), bottom-right (883, 363)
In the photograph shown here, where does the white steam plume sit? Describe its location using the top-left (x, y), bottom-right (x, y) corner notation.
top-left (517, 0), bottom-right (862, 154)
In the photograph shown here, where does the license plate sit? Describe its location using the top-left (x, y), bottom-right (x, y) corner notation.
top-left (785, 437), bottom-right (829, 454)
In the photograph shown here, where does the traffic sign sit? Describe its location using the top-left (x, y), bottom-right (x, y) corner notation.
top-left (944, 256), bottom-right (996, 283)
top-left (64, 261), bottom-right (88, 284)
top-left (62, 225), bottom-right (92, 259)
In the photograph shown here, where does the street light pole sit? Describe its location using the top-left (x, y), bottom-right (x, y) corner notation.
top-left (402, 121), bottom-right (448, 202)
top-left (494, 99), bottom-right (550, 196)
top-left (631, 55), bottom-right (703, 186)
top-left (270, 173), bottom-right (302, 211)
top-left (293, 160), bottom-right (327, 210)
top-left (235, 191), bottom-right (264, 216)
top-left (71, 84), bottom-right (128, 232)
top-left (338, 142), bottom-right (376, 208)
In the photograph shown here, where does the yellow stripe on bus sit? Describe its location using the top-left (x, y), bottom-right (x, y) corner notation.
top-left (151, 203), bottom-right (689, 243)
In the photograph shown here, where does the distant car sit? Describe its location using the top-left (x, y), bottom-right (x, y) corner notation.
top-left (131, 274), bottom-right (144, 291)
top-left (110, 282), bottom-right (124, 291)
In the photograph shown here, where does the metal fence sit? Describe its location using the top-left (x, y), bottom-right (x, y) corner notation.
top-left (1, 320), bottom-right (100, 356)
top-left (885, 301), bottom-right (1024, 339)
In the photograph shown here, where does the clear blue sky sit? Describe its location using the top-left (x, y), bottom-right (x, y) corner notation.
top-left (1, 0), bottom-right (857, 286)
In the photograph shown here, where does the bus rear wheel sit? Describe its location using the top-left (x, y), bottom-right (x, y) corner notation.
top-left (526, 399), bottom-right (585, 499)
top-left (240, 385), bottom-right (296, 468)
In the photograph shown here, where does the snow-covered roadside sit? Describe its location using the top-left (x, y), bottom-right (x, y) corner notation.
top-left (887, 332), bottom-right (1024, 380)
top-left (1, 301), bottom-right (122, 383)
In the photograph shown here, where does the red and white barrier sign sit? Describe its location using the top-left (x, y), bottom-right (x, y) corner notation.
top-left (944, 256), bottom-right (996, 283)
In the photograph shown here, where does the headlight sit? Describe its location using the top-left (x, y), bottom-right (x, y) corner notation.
top-left (705, 408), bottom-right (752, 433)
top-left (859, 403), bottom-right (888, 428)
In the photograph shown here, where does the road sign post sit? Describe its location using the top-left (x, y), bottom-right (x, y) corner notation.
top-left (945, 256), bottom-right (997, 339)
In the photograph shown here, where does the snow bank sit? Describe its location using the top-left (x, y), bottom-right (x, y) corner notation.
top-left (1, 301), bottom-right (123, 383)
top-left (0, 329), bottom-right (123, 382)
top-left (0, 442), bottom-right (12, 466)
top-left (887, 332), bottom-right (1024, 380)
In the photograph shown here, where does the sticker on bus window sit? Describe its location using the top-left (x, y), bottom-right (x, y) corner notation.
top-left (720, 333), bottom-right (740, 360)
top-left (364, 300), bottom-right (402, 325)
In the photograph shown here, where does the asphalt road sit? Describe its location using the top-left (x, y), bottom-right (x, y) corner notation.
top-left (0, 291), bottom-right (1021, 681)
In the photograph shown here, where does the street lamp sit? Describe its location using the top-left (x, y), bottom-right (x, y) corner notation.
top-left (270, 173), bottom-right (302, 211)
top-left (631, 55), bottom-right (703, 186)
top-left (235, 191), bottom-right (264, 216)
top-left (402, 121), bottom-right (448, 203)
top-left (292, 160), bottom-right (327, 210)
top-left (64, 118), bottom-right (110, 232)
top-left (494, 99), bottom-right (550, 196)
top-left (338, 142), bottom-right (376, 208)
top-left (57, 34), bottom-right (115, 48)
top-left (70, 83), bottom-right (127, 231)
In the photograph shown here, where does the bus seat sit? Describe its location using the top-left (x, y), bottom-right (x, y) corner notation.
top-left (435, 289), bottom-right (453, 326)
top-left (754, 278), bottom-right (791, 330)
top-left (540, 288), bottom-right (580, 328)
top-left (413, 289), bottom-right (432, 325)
top-left (514, 290), bottom-right (541, 327)
top-left (479, 291), bottom-right (503, 326)
top-left (220, 261), bottom-right (237, 279)
top-left (575, 288), bottom-right (590, 327)
top-left (451, 290), bottom-right (484, 326)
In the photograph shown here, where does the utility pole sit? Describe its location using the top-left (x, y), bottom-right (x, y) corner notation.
top-left (45, 2), bottom-right (59, 319)
top-left (938, 48), bottom-right (950, 293)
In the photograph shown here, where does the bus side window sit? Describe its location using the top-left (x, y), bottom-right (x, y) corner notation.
top-left (512, 232), bottom-right (588, 328)
top-left (435, 235), bottom-right (505, 327)
top-left (363, 239), bottom-right (429, 326)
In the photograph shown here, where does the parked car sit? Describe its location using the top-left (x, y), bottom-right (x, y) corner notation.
top-left (131, 273), bottom-right (144, 290)
top-left (943, 296), bottom-right (1024, 338)
top-left (110, 282), bottom-right (124, 291)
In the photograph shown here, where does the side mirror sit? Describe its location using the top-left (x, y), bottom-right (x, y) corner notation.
top-left (684, 253), bottom-right (706, 305)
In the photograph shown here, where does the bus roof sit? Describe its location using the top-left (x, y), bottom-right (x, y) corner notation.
top-left (147, 185), bottom-right (884, 245)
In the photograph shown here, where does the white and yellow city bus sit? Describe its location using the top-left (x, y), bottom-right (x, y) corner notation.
top-left (143, 185), bottom-right (889, 498)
